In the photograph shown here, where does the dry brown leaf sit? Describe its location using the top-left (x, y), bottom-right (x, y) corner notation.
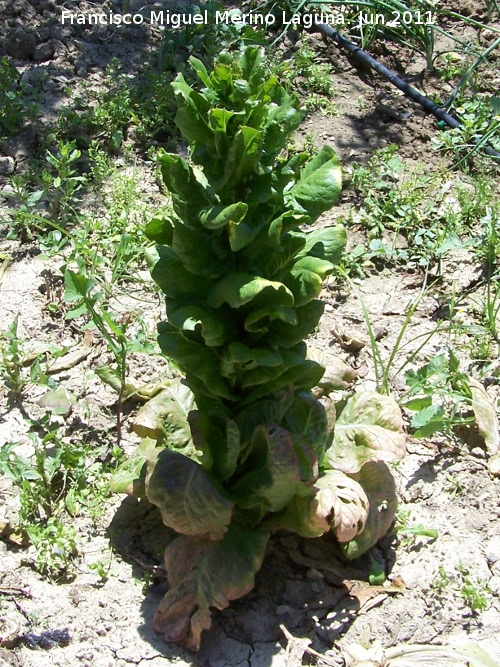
top-left (468, 377), bottom-right (500, 477)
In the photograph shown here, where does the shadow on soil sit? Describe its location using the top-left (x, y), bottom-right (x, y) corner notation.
top-left (107, 496), bottom-right (397, 664)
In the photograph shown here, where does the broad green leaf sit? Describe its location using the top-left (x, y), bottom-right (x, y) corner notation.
top-left (342, 461), bottom-right (398, 559)
top-left (239, 46), bottom-right (265, 88)
top-left (326, 392), bottom-right (406, 473)
top-left (410, 403), bottom-right (445, 437)
top-left (133, 380), bottom-right (195, 448)
top-left (235, 391), bottom-right (295, 445)
top-left (151, 246), bottom-right (211, 300)
top-left (144, 216), bottom-right (174, 245)
top-left (292, 256), bottom-right (334, 279)
top-left (229, 425), bottom-right (308, 511)
top-left (244, 305), bottom-right (297, 333)
top-left (266, 300), bottom-right (324, 348)
top-left (282, 390), bottom-right (328, 460)
top-left (287, 146), bottom-right (342, 222)
top-left (188, 412), bottom-right (240, 480)
top-left (153, 524), bottom-right (269, 651)
top-left (208, 273), bottom-right (294, 310)
top-left (220, 341), bottom-right (283, 380)
top-left (228, 215), bottom-right (269, 252)
top-left (109, 437), bottom-right (157, 497)
top-left (283, 266), bottom-right (323, 306)
top-left (159, 153), bottom-right (211, 227)
top-left (172, 74), bottom-right (214, 146)
top-left (64, 269), bottom-right (96, 302)
top-left (264, 231), bottom-right (307, 279)
top-left (208, 107), bottom-right (239, 134)
top-left (224, 126), bottom-right (261, 186)
top-left (168, 306), bottom-right (228, 347)
top-left (172, 222), bottom-right (225, 278)
top-left (241, 217), bottom-right (306, 272)
top-left (157, 329), bottom-right (233, 400)
top-left (297, 226), bottom-right (347, 265)
top-left (145, 450), bottom-right (233, 539)
top-left (200, 202), bottom-right (248, 230)
top-left (188, 56), bottom-right (211, 87)
top-left (242, 359), bottom-right (325, 405)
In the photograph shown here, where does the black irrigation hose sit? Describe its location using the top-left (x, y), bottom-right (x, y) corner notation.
top-left (310, 20), bottom-right (500, 161)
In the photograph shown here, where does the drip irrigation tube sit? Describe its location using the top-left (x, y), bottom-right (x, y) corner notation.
top-left (310, 20), bottom-right (500, 161)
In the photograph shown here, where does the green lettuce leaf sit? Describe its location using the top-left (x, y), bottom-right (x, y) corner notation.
top-left (208, 273), bottom-right (294, 310)
top-left (297, 225), bottom-right (346, 265)
top-left (157, 327), bottom-right (233, 400)
top-left (282, 390), bottom-right (329, 460)
top-left (286, 146), bottom-right (342, 222)
top-left (153, 524), bottom-right (269, 651)
top-left (145, 450), bottom-right (233, 539)
top-left (229, 424), bottom-right (314, 511)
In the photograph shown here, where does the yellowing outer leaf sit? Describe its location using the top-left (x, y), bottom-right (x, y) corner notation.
top-left (317, 470), bottom-right (369, 542)
top-left (261, 469), bottom-right (369, 542)
top-left (133, 380), bottom-right (195, 442)
top-left (307, 347), bottom-right (358, 392)
top-left (154, 525), bottom-right (269, 651)
top-left (327, 392), bottom-right (406, 473)
top-left (468, 377), bottom-right (500, 477)
top-left (342, 461), bottom-right (398, 560)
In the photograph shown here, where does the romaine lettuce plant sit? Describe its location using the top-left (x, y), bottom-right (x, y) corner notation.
top-left (111, 47), bottom-right (406, 651)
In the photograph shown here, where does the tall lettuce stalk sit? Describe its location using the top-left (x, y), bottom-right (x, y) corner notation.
top-left (111, 47), bottom-right (406, 651)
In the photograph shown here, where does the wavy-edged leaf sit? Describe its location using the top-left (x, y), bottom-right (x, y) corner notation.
top-left (220, 341), bottom-right (283, 380)
top-left (229, 425), bottom-right (308, 511)
top-left (157, 327), bottom-right (234, 400)
top-left (153, 524), bottom-right (269, 651)
top-left (282, 390), bottom-right (328, 460)
top-left (145, 216), bottom-right (174, 245)
top-left (242, 359), bottom-right (325, 405)
top-left (235, 391), bottom-right (295, 446)
top-left (168, 306), bottom-right (227, 347)
top-left (188, 412), bottom-right (240, 480)
top-left (244, 305), bottom-right (297, 333)
top-left (266, 300), bottom-right (324, 348)
top-left (224, 126), bottom-right (261, 188)
top-left (208, 273), bottom-right (294, 310)
top-left (297, 225), bottom-right (346, 265)
top-left (171, 222), bottom-right (226, 278)
top-left (109, 437), bottom-right (157, 497)
top-left (287, 146), bottom-right (342, 222)
top-left (133, 380), bottom-right (195, 447)
top-left (200, 202), bottom-right (248, 230)
top-left (327, 392), bottom-right (406, 473)
top-left (145, 450), bottom-right (233, 540)
top-left (159, 152), bottom-right (211, 226)
top-left (307, 347), bottom-right (358, 392)
top-left (342, 461), bottom-right (398, 559)
top-left (151, 246), bottom-right (211, 300)
top-left (263, 469), bottom-right (368, 541)
top-left (283, 266), bottom-right (323, 307)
